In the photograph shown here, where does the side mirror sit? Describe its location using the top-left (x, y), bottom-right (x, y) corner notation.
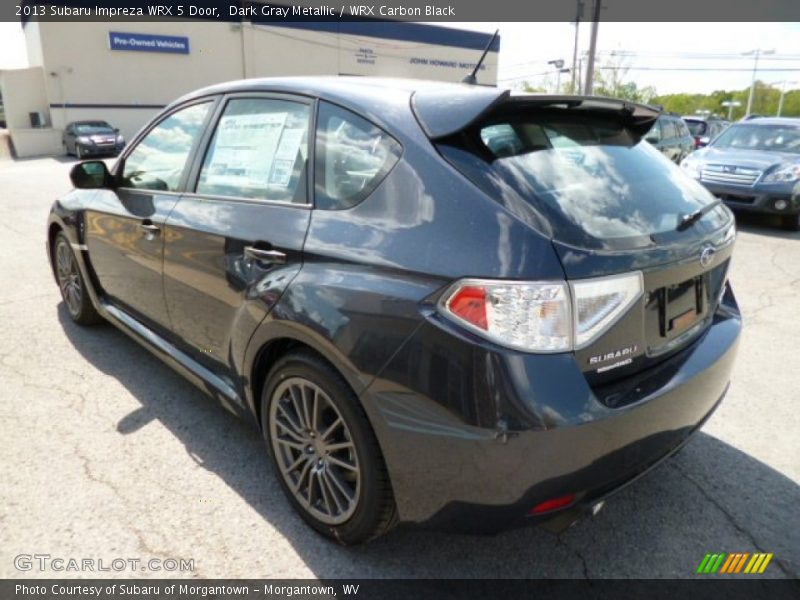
top-left (645, 133), bottom-right (659, 144)
top-left (114, 128), bottom-right (120, 134)
top-left (70, 161), bottom-right (113, 189)
top-left (697, 136), bottom-right (711, 148)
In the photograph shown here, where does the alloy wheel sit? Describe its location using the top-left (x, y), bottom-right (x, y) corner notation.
top-left (269, 377), bottom-right (361, 525)
top-left (55, 239), bottom-right (82, 317)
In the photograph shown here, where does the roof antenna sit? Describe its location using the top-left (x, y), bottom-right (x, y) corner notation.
top-left (461, 29), bottom-right (499, 85)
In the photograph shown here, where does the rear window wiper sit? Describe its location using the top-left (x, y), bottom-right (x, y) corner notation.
top-left (677, 198), bottom-right (723, 231)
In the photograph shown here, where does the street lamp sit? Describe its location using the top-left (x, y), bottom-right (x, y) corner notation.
top-left (776, 80), bottom-right (797, 117)
top-left (721, 100), bottom-right (742, 121)
top-left (742, 49), bottom-right (775, 116)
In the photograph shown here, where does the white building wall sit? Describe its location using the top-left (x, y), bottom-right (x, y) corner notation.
top-left (0, 66), bottom-right (62, 157)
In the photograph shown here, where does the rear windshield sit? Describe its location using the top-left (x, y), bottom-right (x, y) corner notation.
top-left (438, 110), bottom-right (728, 249)
top-left (685, 120), bottom-right (707, 136)
top-left (711, 123), bottom-right (800, 153)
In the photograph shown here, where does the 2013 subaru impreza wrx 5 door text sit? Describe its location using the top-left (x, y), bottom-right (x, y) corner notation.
top-left (47, 78), bottom-right (741, 544)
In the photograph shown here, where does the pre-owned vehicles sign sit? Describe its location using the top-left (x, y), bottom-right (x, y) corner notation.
top-left (108, 32), bottom-right (190, 54)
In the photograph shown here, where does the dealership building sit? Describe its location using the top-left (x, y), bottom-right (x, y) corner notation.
top-left (0, 20), bottom-right (499, 157)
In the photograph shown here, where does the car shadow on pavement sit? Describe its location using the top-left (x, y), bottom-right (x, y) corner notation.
top-left (57, 305), bottom-right (800, 579)
top-left (733, 211), bottom-right (800, 240)
top-left (10, 154), bottom-right (78, 164)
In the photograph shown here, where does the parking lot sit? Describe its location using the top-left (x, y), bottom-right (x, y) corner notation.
top-left (0, 155), bottom-right (798, 579)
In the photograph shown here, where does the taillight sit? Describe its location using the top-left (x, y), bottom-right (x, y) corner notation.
top-left (570, 272), bottom-right (643, 349)
top-left (439, 272), bottom-right (643, 353)
top-left (447, 286), bottom-right (488, 330)
top-left (441, 280), bottom-right (571, 352)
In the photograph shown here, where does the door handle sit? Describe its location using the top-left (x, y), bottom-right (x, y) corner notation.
top-left (244, 246), bottom-right (287, 265)
top-left (139, 222), bottom-right (161, 239)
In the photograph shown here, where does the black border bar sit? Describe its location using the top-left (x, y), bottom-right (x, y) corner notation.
top-left (7, 0), bottom-right (800, 22)
top-left (4, 579), bottom-right (800, 600)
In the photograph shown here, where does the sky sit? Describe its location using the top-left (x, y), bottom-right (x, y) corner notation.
top-left (1, 21), bottom-right (799, 95)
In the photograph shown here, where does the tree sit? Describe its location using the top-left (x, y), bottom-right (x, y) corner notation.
top-left (591, 56), bottom-right (657, 103)
top-left (652, 81), bottom-right (800, 119)
top-left (520, 81), bottom-right (547, 93)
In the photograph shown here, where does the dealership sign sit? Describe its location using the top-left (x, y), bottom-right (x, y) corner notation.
top-left (108, 31), bottom-right (190, 54)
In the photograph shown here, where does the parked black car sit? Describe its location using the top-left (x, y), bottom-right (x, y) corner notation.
top-left (683, 116), bottom-right (730, 149)
top-left (47, 79), bottom-right (740, 544)
top-left (645, 113), bottom-right (695, 163)
top-left (681, 117), bottom-right (800, 230)
top-left (63, 120), bottom-right (125, 158)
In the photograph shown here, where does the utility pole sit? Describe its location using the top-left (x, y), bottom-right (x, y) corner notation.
top-left (570, 1), bottom-right (584, 94)
top-left (583, 0), bottom-right (602, 95)
top-left (743, 48), bottom-right (775, 116)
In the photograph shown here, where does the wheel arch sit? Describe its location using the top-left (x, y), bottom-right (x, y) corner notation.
top-left (47, 221), bottom-right (64, 281)
top-left (246, 330), bottom-right (368, 433)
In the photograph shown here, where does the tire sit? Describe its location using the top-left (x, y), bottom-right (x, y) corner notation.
top-left (76, 144), bottom-right (84, 160)
top-left (781, 213), bottom-right (800, 232)
top-left (53, 232), bottom-right (102, 325)
top-left (261, 350), bottom-right (396, 544)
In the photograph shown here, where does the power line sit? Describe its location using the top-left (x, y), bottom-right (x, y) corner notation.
top-left (598, 66), bottom-right (800, 72)
top-left (598, 51), bottom-right (800, 61)
top-left (501, 52), bottom-right (800, 71)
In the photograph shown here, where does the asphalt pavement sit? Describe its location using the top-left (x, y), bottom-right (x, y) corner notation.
top-left (1, 156), bottom-right (798, 579)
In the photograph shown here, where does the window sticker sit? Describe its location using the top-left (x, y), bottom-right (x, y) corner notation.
top-left (203, 112), bottom-right (287, 190)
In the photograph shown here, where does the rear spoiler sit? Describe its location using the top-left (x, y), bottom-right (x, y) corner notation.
top-left (411, 88), bottom-right (661, 142)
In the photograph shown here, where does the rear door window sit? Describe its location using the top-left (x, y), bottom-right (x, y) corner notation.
top-left (662, 119), bottom-right (678, 140)
top-left (314, 102), bottom-right (402, 210)
top-left (437, 109), bottom-right (729, 249)
top-left (647, 120), bottom-right (661, 142)
top-left (685, 120), bottom-right (707, 136)
top-left (196, 97), bottom-right (310, 203)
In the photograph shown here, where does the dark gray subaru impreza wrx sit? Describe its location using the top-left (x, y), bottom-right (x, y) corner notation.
top-left (47, 77), bottom-right (741, 544)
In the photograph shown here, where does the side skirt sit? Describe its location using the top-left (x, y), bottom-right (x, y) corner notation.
top-left (100, 300), bottom-right (245, 415)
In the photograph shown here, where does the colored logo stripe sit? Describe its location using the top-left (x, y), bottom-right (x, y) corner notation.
top-left (697, 553), bottom-right (726, 573)
top-left (698, 552), bottom-right (774, 574)
top-left (745, 553), bottom-right (774, 574)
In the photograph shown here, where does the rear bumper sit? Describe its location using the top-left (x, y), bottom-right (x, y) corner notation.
top-left (362, 288), bottom-right (741, 532)
top-left (701, 181), bottom-right (800, 215)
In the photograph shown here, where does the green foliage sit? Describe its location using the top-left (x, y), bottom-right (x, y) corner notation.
top-left (593, 62), bottom-right (657, 103)
top-left (520, 82), bottom-right (547, 93)
top-left (518, 60), bottom-right (799, 119)
top-left (653, 82), bottom-right (800, 120)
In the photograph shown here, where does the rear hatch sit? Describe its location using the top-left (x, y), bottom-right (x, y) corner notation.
top-left (417, 90), bottom-right (736, 388)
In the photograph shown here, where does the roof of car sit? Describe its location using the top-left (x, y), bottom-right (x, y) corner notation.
top-left (735, 117), bottom-right (800, 126)
top-left (682, 115), bottom-right (726, 121)
top-left (170, 76), bottom-right (502, 137)
top-left (170, 76), bottom-right (660, 140)
top-left (173, 76), bottom-right (457, 106)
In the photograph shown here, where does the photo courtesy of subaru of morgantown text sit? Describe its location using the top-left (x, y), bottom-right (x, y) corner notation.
top-left (48, 76), bottom-right (741, 544)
